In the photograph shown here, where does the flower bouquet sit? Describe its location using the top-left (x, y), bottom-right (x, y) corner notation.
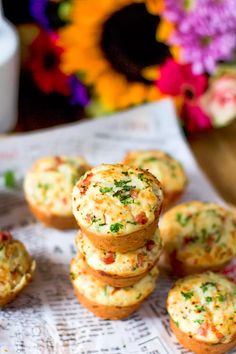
top-left (26, 0), bottom-right (236, 134)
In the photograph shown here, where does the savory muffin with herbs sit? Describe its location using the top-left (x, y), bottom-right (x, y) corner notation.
top-left (24, 155), bottom-right (90, 229)
top-left (167, 272), bottom-right (236, 354)
top-left (0, 231), bottom-right (36, 306)
top-left (72, 164), bottom-right (163, 252)
top-left (76, 228), bottom-right (162, 287)
top-left (70, 252), bottom-right (159, 320)
top-left (123, 150), bottom-right (187, 209)
top-left (160, 201), bottom-right (236, 275)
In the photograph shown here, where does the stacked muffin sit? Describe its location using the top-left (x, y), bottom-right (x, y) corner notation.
top-left (70, 164), bottom-right (163, 319)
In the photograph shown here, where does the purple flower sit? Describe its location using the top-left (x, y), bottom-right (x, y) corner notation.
top-left (163, 0), bottom-right (236, 73)
top-left (30, 0), bottom-right (70, 32)
top-left (30, 0), bottom-right (51, 31)
top-left (69, 76), bottom-right (90, 106)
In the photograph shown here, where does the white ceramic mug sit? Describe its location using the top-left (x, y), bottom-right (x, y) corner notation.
top-left (0, 1), bottom-right (19, 133)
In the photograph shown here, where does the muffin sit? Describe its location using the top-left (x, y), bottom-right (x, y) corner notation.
top-left (72, 164), bottom-right (163, 252)
top-left (123, 150), bottom-right (187, 209)
top-left (70, 252), bottom-right (159, 320)
top-left (167, 272), bottom-right (236, 354)
top-left (76, 228), bottom-right (162, 287)
top-left (0, 231), bottom-right (36, 306)
top-left (24, 155), bottom-right (90, 229)
top-left (160, 201), bottom-right (236, 275)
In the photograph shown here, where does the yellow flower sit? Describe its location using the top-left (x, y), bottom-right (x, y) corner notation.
top-left (146, 0), bottom-right (165, 15)
top-left (59, 0), bottom-right (169, 111)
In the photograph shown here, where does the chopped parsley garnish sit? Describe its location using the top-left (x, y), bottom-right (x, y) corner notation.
top-left (174, 320), bottom-right (179, 327)
top-left (122, 171), bottom-right (129, 176)
top-left (176, 212), bottom-right (191, 227)
top-left (137, 173), bottom-right (149, 183)
top-left (218, 294), bottom-right (226, 302)
top-left (119, 195), bottom-right (134, 205)
top-left (3, 170), bottom-right (16, 188)
top-left (200, 282), bottom-right (216, 293)
top-left (200, 228), bottom-right (207, 242)
top-left (70, 272), bottom-right (76, 280)
top-left (38, 182), bottom-right (50, 192)
top-left (100, 187), bottom-right (113, 193)
top-left (114, 179), bottom-right (131, 188)
top-left (112, 181), bottom-right (135, 204)
top-left (143, 157), bottom-right (158, 162)
top-left (127, 220), bottom-right (138, 225)
top-left (181, 291), bottom-right (194, 300)
top-left (195, 305), bottom-right (206, 312)
top-left (205, 296), bottom-right (213, 303)
top-left (110, 223), bottom-right (123, 233)
top-left (194, 319), bottom-right (204, 325)
top-left (91, 216), bottom-right (101, 224)
top-left (71, 174), bottom-right (79, 186)
top-left (104, 286), bottom-right (108, 296)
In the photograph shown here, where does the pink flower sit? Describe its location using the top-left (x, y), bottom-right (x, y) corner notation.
top-left (200, 73), bottom-right (236, 127)
top-left (156, 59), bottom-right (212, 133)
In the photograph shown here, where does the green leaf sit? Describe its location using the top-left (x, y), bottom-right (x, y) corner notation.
top-left (110, 223), bottom-right (123, 233)
top-left (114, 179), bottom-right (131, 188)
top-left (3, 170), bottom-right (16, 188)
top-left (181, 291), bottom-right (194, 300)
top-left (143, 157), bottom-right (158, 162)
top-left (137, 173), bottom-right (149, 183)
top-left (195, 305), bottom-right (206, 312)
top-left (200, 282), bottom-right (216, 293)
top-left (194, 319), bottom-right (204, 325)
top-left (99, 187), bottom-right (113, 194)
top-left (176, 212), bottom-right (191, 227)
top-left (70, 272), bottom-right (76, 280)
top-left (218, 294), bottom-right (226, 302)
top-left (174, 320), bottom-right (180, 327)
top-left (205, 296), bottom-right (213, 303)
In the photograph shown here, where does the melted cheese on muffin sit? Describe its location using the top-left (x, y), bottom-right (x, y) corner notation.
top-left (76, 228), bottom-right (162, 277)
top-left (71, 253), bottom-right (159, 306)
top-left (123, 150), bottom-right (187, 194)
top-left (24, 156), bottom-right (90, 216)
top-left (0, 231), bottom-right (36, 301)
top-left (72, 164), bottom-right (163, 236)
top-left (167, 272), bottom-right (236, 344)
top-left (160, 202), bottom-right (236, 268)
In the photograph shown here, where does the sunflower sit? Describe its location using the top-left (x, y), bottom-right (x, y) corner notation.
top-left (59, 0), bottom-right (173, 111)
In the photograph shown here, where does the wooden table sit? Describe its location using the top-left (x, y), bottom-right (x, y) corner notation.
top-left (190, 120), bottom-right (236, 206)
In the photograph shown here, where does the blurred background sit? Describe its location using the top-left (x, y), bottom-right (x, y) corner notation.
top-left (1, 0), bottom-right (236, 204)
top-left (1, 0), bottom-right (236, 134)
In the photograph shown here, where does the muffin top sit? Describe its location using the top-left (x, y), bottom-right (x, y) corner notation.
top-left (123, 150), bottom-right (187, 195)
top-left (24, 155), bottom-right (90, 216)
top-left (0, 231), bottom-right (35, 301)
top-left (72, 164), bottom-right (163, 236)
top-left (70, 253), bottom-right (159, 306)
top-left (160, 201), bottom-right (236, 268)
top-left (76, 228), bottom-right (162, 277)
top-left (167, 272), bottom-right (236, 344)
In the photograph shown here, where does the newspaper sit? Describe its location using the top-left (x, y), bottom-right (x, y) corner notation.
top-left (0, 99), bottom-right (235, 354)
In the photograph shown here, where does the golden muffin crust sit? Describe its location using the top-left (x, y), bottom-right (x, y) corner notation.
top-left (0, 231), bottom-right (36, 306)
top-left (72, 164), bottom-right (163, 237)
top-left (160, 201), bottom-right (236, 273)
top-left (70, 253), bottom-right (159, 307)
top-left (167, 272), bottom-right (236, 345)
top-left (123, 150), bottom-right (187, 207)
top-left (24, 155), bottom-right (90, 217)
top-left (76, 228), bottom-right (162, 278)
